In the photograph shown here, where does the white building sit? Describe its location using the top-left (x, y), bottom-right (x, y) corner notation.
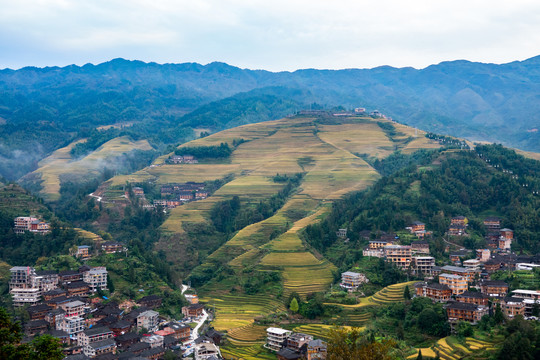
top-left (340, 271), bottom-right (368, 291)
top-left (57, 316), bottom-right (85, 335)
top-left (194, 341), bottom-right (221, 360)
top-left (137, 310), bottom-right (159, 331)
top-left (266, 327), bottom-right (291, 351)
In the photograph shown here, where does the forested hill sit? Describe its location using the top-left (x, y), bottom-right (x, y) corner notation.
top-left (305, 144), bottom-right (540, 266)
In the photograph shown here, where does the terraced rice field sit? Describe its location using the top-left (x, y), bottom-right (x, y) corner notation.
top-left (291, 324), bottom-right (354, 340)
top-left (329, 282), bottom-right (418, 309)
top-left (74, 228), bottom-right (103, 242)
top-left (220, 344), bottom-right (275, 360)
top-left (226, 324), bottom-right (268, 346)
top-left (28, 136), bottom-right (152, 201)
top-left (201, 294), bottom-right (286, 331)
top-left (407, 335), bottom-right (502, 359)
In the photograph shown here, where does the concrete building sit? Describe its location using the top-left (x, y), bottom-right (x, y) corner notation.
top-left (137, 310), bottom-right (159, 331)
top-left (339, 271), bottom-right (368, 291)
top-left (439, 274), bottom-right (468, 295)
top-left (83, 268), bottom-right (108, 293)
top-left (412, 256), bottom-right (435, 275)
top-left (266, 327), bottom-right (292, 352)
top-left (57, 316), bottom-right (85, 335)
top-left (415, 282), bottom-right (452, 302)
top-left (446, 302), bottom-right (488, 324)
top-left (384, 245), bottom-right (412, 269)
top-left (463, 259), bottom-right (482, 271)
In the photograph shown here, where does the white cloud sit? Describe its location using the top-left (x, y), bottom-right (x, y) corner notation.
top-left (0, 0), bottom-right (539, 70)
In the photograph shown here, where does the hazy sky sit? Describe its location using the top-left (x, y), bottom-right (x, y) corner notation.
top-left (1, 0), bottom-right (540, 71)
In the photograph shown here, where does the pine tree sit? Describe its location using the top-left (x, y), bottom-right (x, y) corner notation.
top-left (403, 285), bottom-right (411, 300)
top-left (416, 349), bottom-right (423, 360)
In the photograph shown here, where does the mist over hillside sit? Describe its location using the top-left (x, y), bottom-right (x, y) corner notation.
top-left (1, 56), bottom-right (539, 180)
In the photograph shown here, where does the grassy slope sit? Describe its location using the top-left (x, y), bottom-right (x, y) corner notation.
top-left (24, 136), bottom-right (152, 202)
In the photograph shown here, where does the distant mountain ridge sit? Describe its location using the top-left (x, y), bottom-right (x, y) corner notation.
top-left (0, 56), bottom-right (539, 178)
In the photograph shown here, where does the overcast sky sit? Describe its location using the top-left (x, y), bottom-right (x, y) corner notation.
top-left (1, 0), bottom-right (540, 71)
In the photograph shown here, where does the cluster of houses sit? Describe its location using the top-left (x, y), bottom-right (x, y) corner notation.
top-left (13, 216), bottom-right (50, 235)
top-left (10, 265), bottom-right (222, 359)
top-left (150, 183), bottom-right (208, 209)
top-left (9, 265), bottom-right (108, 308)
top-left (166, 154), bottom-right (199, 164)
top-left (266, 328), bottom-right (327, 360)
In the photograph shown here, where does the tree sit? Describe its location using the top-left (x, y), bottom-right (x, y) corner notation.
top-left (327, 327), bottom-right (395, 360)
top-left (493, 303), bottom-right (504, 325)
top-left (456, 321), bottom-right (473, 338)
top-left (416, 349), bottom-right (423, 360)
top-left (0, 307), bottom-right (63, 360)
top-left (403, 285), bottom-right (411, 300)
top-left (289, 297), bottom-right (299, 313)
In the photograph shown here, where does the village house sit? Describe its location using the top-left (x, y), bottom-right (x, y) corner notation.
top-left (286, 332), bottom-right (313, 353)
top-left (412, 256), bottom-right (435, 275)
top-left (510, 290), bottom-right (540, 315)
top-left (25, 320), bottom-right (48, 337)
top-left (77, 326), bottom-right (114, 347)
top-left (368, 240), bottom-right (392, 249)
top-left (339, 271), bottom-right (368, 292)
top-left (45, 308), bottom-right (65, 328)
top-left (307, 339), bottom-right (327, 360)
top-left (476, 249), bottom-right (491, 262)
top-left (484, 259), bottom-right (502, 273)
top-left (141, 346), bottom-right (167, 359)
top-left (60, 300), bottom-right (86, 318)
top-left (194, 340), bottom-right (221, 360)
top-left (132, 187), bottom-right (144, 196)
top-left (498, 228), bottom-right (513, 250)
top-left (101, 241), bottom-right (124, 254)
top-left (455, 291), bottom-right (489, 306)
top-left (484, 217), bottom-right (501, 231)
top-left (185, 294), bottom-right (199, 304)
top-left (448, 224), bottom-right (467, 236)
top-left (462, 259), bottom-right (482, 271)
top-left (501, 297), bottom-right (526, 318)
top-left (84, 338), bottom-right (116, 358)
top-left (383, 245), bottom-right (412, 269)
top-left (137, 295), bottom-right (162, 309)
top-left (195, 190), bottom-right (208, 199)
top-left (336, 228), bottom-right (347, 238)
top-left (479, 280), bottom-right (509, 297)
top-left (9, 267), bottom-right (42, 307)
top-left (166, 322), bottom-right (191, 341)
top-left (451, 216), bottom-right (468, 226)
top-left (182, 303), bottom-right (205, 318)
top-left (266, 327), bottom-right (292, 352)
top-left (59, 270), bottom-right (83, 284)
top-left (415, 282), bottom-right (452, 302)
top-left (43, 288), bottom-right (66, 301)
top-left (137, 310), bottom-right (159, 331)
top-left (109, 319), bottom-right (131, 336)
top-left (142, 334), bottom-right (164, 348)
top-left (441, 265), bottom-right (476, 283)
top-left (439, 274), bottom-right (468, 295)
top-left (362, 248), bottom-right (384, 258)
top-left (115, 332), bottom-right (140, 349)
top-left (76, 245), bottom-right (91, 259)
top-left (14, 216), bottom-right (50, 234)
top-left (48, 329), bottom-right (70, 345)
top-left (446, 302), bottom-right (488, 324)
top-left (65, 281), bottom-right (90, 297)
top-left (83, 267), bottom-right (108, 293)
top-left (56, 316), bottom-right (85, 335)
top-left (27, 304), bottom-right (52, 320)
top-left (411, 241), bottom-right (430, 254)
top-left (449, 250), bottom-right (470, 264)
top-left (277, 348), bottom-right (303, 360)
top-left (410, 221), bottom-right (428, 237)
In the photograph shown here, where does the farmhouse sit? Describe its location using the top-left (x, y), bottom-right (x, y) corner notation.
top-left (101, 241), bottom-right (124, 254)
top-left (137, 295), bottom-right (162, 309)
top-left (446, 302), bottom-right (488, 324)
top-left (415, 282), bottom-right (452, 302)
top-left (182, 303), bottom-right (205, 318)
top-left (307, 339), bottom-right (327, 360)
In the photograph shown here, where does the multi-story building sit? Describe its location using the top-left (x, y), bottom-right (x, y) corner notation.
top-left (83, 268), bottom-right (108, 293)
top-left (384, 245), bottom-right (412, 269)
top-left (84, 338), bottom-right (116, 358)
top-left (498, 229), bottom-right (513, 250)
top-left (77, 326), bottom-right (114, 347)
top-left (340, 271), bottom-right (368, 291)
top-left (307, 339), bottom-right (327, 360)
top-left (65, 281), bottom-right (90, 297)
top-left (441, 265), bottom-right (476, 283)
top-left (449, 250), bottom-right (470, 264)
top-left (479, 280), bottom-right (509, 297)
top-left (266, 327), bottom-right (292, 352)
top-left (336, 229), bottom-right (347, 238)
top-left (182, 303), bottom-right (205, 317)
top-left (362, 248), bottom-right (384, 258)
top-left (451, 216), bottom-right (468, 226)
top-left (58, 270), bottom-right (83, 284)
top-left (101, 242), bottom-right (124, 254)
top-left (194, 341), bottom-right (221, 360)
top-left (27, 304), bottom-right (53, 320)
top-left (510, 290), bottom-right (540, 315)
top-left (456, 291), bottom-right (489, 306)
top-left (137, 310), bottom-right (159, 331)
top-left (76, 246), bottom-right (91, 259)
top-left (286, 333), bottom-right (313, 352)
top-left (448, 224), bottom-right (467, 236)
top-left (14, 216), bottom-right (39, 234)
top-left (476, 249), bottom-right (491, 262)
top-left (446, 302), bottom-right (488, 324)
top-left (61, 300), bottom-right (86, 318)
top-left (57, 316), bottom-right (85, 335)
top-left (34, 270), bottom-right (59, 293)
top-left (411, 241), bottom-right (430, 254)
top-left (439, 274), bottom-right (468, 295)
top-left (462, 259), bottom-right (481, 271)
top-left (9, 266), bottom-right (41, 306)
top-left (414, 282), bottom-right (452, 302)
top-left (501, 297), bottom-right (526, 318)
top-left (412, 256), bottom-right (435, 275)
